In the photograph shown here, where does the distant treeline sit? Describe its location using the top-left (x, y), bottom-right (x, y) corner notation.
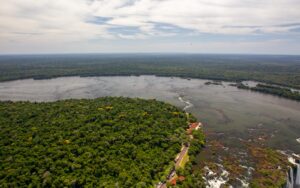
top-left (237, 83), bottom-right (300, 101)
top-left (0, 54), bottom-right (300, 89)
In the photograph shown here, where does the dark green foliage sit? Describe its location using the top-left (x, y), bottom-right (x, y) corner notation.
top-left (189, 130), bottom-right (205, 159)
top-left (176, 163), bottom-right (205, 188)
top-left (0, 97), bottom-right (189, 187)
top-left (237, 83), bottom-right (300, 101)
top-left (253, 84), bottom-right (300, 101)
top-left (0, 54), bottom-right (300, 88)
top-left (175, 130), bottom-right (206, 188)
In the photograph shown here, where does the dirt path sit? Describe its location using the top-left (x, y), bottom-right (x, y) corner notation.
top-left (175, 146), bottom-right (189, 168)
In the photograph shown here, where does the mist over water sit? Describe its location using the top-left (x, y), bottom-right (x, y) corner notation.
top-left (0, 75), bottom-right (299, 154)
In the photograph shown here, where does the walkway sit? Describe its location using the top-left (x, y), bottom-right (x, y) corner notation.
top-left (175, 146), bottom-right (189, 168)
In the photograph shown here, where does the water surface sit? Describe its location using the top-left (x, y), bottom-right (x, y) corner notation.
top-left (0, 76), bottom-right (299, 153)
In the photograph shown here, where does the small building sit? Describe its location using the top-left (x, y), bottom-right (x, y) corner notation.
top-left (187, 122), bottom-right (201, 134)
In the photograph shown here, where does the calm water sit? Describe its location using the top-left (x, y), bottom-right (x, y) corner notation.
top-left (0, 76), bottom-right (299, 154)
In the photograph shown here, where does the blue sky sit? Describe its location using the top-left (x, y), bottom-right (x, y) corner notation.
top-left (0, 0), bottom-right (300, 54)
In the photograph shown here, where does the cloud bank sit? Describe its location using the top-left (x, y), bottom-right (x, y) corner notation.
top-left (0, 0), bottom-right (300, 54)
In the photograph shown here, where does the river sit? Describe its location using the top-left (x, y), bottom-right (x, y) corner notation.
top-left (0, 75), bottom-right (299, 187)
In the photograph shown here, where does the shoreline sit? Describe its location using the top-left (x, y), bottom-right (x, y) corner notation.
top-left (0, 74), bottom-right (299, 90)
top-left (1, 75), bottom-right (299, 102)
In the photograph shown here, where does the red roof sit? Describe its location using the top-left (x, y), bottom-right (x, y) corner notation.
top-left (170, 178), bottom-right (177, 186)
top-left (187, 122), bottom-right (199, 134)
top-left (190, 123), bottom-right (199, 129)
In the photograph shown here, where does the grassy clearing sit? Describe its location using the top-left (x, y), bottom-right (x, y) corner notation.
top-left (179, 151), bottom-right (189, 169)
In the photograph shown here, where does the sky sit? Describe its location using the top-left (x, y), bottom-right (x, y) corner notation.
top-left (0, 0), bottom-right (300, 55)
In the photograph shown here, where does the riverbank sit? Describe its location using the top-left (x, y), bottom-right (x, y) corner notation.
top-left (1, 74), bottom-right (300, 102)
top-left (235, 82), bottom-right (300, 101)
top-left (156, 96), bottom-right (205, 188)
top-left (1, 54), bottom-right (299, 89)
top-left (0, 76), bottom-right (299, 187)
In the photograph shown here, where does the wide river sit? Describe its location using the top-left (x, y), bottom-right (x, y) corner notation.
top-left (0, 76), bottom-right (300, 187)
top-left (0, 75), bottom-right (299, 186)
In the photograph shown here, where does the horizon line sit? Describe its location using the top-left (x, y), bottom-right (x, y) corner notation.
top-left (1, 52), bottom-right (300, 57)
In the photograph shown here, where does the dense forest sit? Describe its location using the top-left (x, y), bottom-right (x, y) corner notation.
top-left (0, 97), bottom-right (204, 187)
top-left (237, 83), bottom-right (300, 101)
top-left (0, 54), bottom-right (300, 89)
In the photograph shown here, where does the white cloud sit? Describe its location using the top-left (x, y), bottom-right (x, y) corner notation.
top-left (91, 0), bottom-right (300, 34)
top-left (0, 0), bottom-right (300, 53)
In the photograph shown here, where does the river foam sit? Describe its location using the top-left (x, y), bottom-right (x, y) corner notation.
top-left (178, 96), bottom-right (193, 111)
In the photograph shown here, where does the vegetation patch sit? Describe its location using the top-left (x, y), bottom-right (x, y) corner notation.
top-left (248, 146), bottom-right (289, 188)
top-left (237, 83), bottom-right (300, 101)
top-left (174, 129), bottom-right (206, 187)
top-left (1, 54), bottom-right (300, 89)
top-left (0, 97), bottom-right (189, 187)
top-left (178, 152), bottom-right (189, 169)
